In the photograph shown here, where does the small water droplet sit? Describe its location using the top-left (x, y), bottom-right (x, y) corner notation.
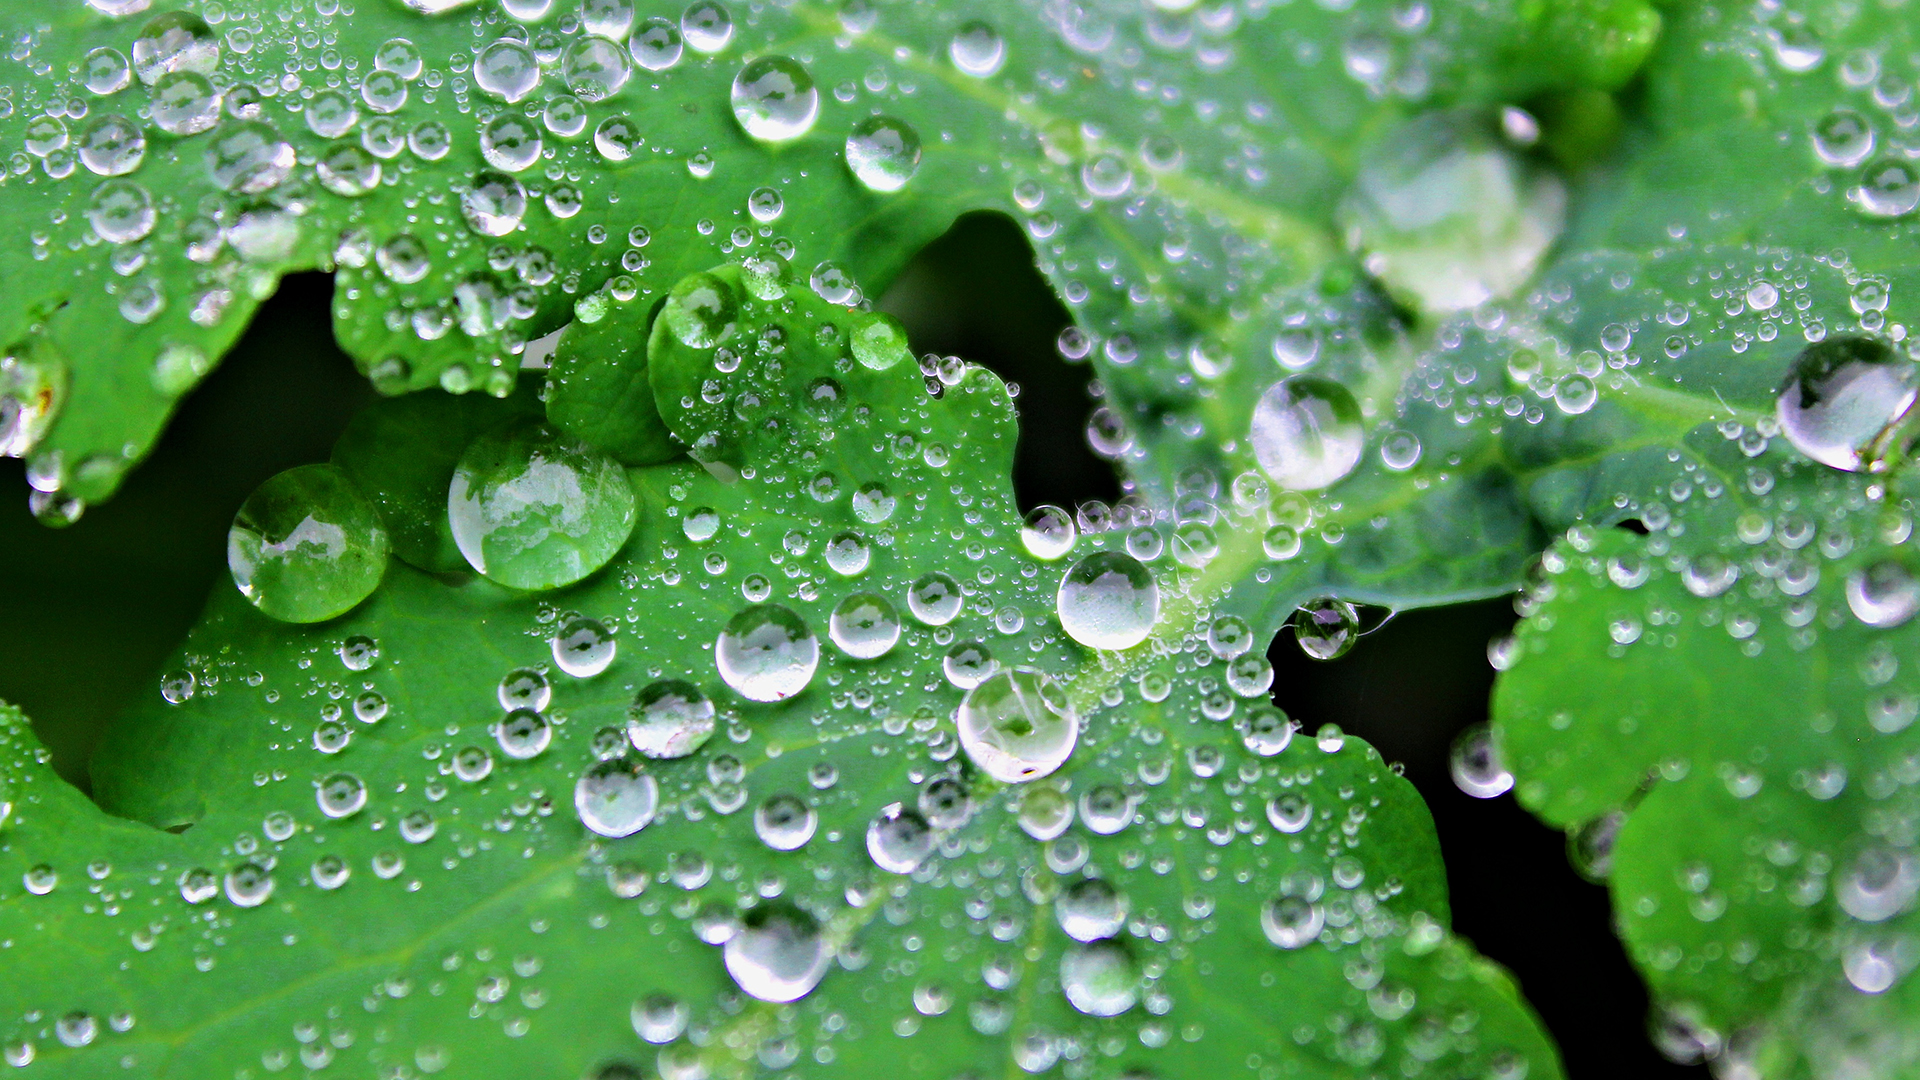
top-left (753, 793), bottom-right (818, 850)
top-left (1294, 598), bottom-right (1359, 661)
top-left (948, 20), bottom-right (1005, 77)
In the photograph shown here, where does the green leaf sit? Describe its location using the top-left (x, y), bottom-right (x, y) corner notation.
top-left (0, 261), bottom-right (1561, 1078)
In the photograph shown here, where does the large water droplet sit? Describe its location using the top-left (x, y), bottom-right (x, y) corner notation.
top-left (1847, 561), bottom-right (1920, 628)
top-left (1059, 940), bottom-right (1137, 1016)
top-left (448, 422), bottom-right (637, 590)
top-left (866, 802), bottom-right (934, 873)
top-left (682, 1), bottom-right (733, 52)
top-left (551, 616), bottom-right (616, 678)
top-left (86, 180), bottom-right (155, 244)
top-left (461, 171), bottom-right (527, 236)
top-left (907, 571), bottom-right (963, 625)
top-left (730, 56), bottom-right (818, 143)
top-left (1021, 505), bottom-right (1076, 560)
top-left (1251, 376), bottom-right (1364, 491)
top-left (1057, 549), bottom-right (1159, 650)
top-left (1260, 894), bottom-right (1324, 949)
top-left (480, 114), bottom-right (543, 172)
top-left (132, 12), bottom-right (219, 85)
top-left (1449, 722), bottom-right (1514, 798)
top-left (632, 995), bottom-right (689, 1044)
top-left (78, 115), bottom-right (146, 176)
top-left (723, 903), bottom-right (831, 1003)
top-left (845, 116), bottom-right (921, 192)
top-left (631, 17), bottom-right (684, 70)
top-left (1339, 111), bottom-right (1565, 312)
top-left (1294, 597), bottom-right (1359, 660)
top-left (496, 708), bottom-right (553, 759)
top-left (228, 465), bottom-right (389, 624)
top-left (316, 772), bottom-right (368, 818)
top-left (829, 593), bottom-right (901, 659)
top-left (205, 121), bottom-right (293, 193)
top-left (1813, 107), bottom-right (1875, 167)
top-left (575, 757), bottom-right (659, 837)
top-left (627, 679), bottom-right (716, 757)
top-left (564, 36), bottom-right (632, 101)
top-left (1057, 877), bottom-right (1126, 942)
top-left (663, 271), bottom-right (738, 348)
top-left (716, 604), bottom-right (819, 702)
top-left (958, 668), bottom-right (1078, 783)
top-left (1852, 159), bottom-right (1920, 218)
top-left (753, 793), bottom-right (817, 850)
top-left (150, 71), bottom-right (221, 135)
top-left (1776, 336), bottom-right (1917, 471)
top-left (948, 21), bottom-right (1006, 77)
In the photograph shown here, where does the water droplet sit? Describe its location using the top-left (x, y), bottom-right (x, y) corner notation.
top-left (449, 423), bottom-right (637, 590)
top-left (754, 793), bottom-right (817, 850)
top-left (829, 593), bottom-right (901, 659)
top-left (316, 772), bottom-right (367, 818)
top-left (1449, 723), bottom-right (1513, 798)
top-left (867, 802), bottom-right (934, 873)
top-left (1251, 376), bottom-right (1364, 491)
top-left (178, 867), bottom-right (218, 904)
top-left (1852, 158), bottom-right (1920, 218)
top-left (565, 36), bottom-right (632, 101)
top-left (86, 179), bottom-right (156, 244)
top-left (1021, 505), bottom-right (1076, 560)
top-left (132, 12), bottom-right (219, 85)
top-left (228, 465), bottom-right (389, 624)
top-left (84, 47), bottom-right (133, 95)
top-left (632, 995), bottom-right (689, 1043)
top-left (22, 865), bottom-right (56, 896)
top-left (627, 679), bottom-right (716, 757)
top-left (1261, 894), bottom-right (1324, 949)
top-left (631, 17), bottom-right (684, 70)
top-left (150, 71), bottom-right (221, 135)
top-left (731, 56), bottom-right (817, 143)
top-left (480, 114), bottom-right (544, 172)
top-left (849, 312), bottom-right (910, 370)
top-left (1568, 811), bottom-right (1623, 882)
top-left (845, 115), bottom-right (921, 192)
top-left (943, 641), bottom-right (997, 689)
top-left (159, 668), bottom-right (195, 704)
top-left (54, 1013), bottom-right (97, 1049)
top-left (1848, 561), bottom-right (1920, 628)
top-left (225, 861), bottom-right (274, 907)
top-left (1776, 336), bottom-right (1917, 471)
top-left (724, 903), bottom-right (831, 1002)
top-left (949, 21), bottom-right (1005, 77)
top-left (1057, 877), bottom-right (1126, 942)
top-left (1340, 112), bottom-right (1565, 311)
top-left (663, 272), bottom-right (738, 348)
top-left (453, 745), bottom-right (495, 782)
top-left (1813, 107), bottom-right (1875, 167)
top-left (316, 142), bottom-right (382, 197)
top-left (1059, 940), bottom-right (1137, 1016)
top-left (78, 114), bottom-right (146, 176)
top-left (496, 708), bottom-right (553, 759)
top-left (958, 668), bottom-right (1078, 783)
top-left (907, 571), bottom-right (963, 625)
top-left (498, 668), bottom-right (551, 711)
top-left (1294, 597), bottom-right (1359, 660)
top-left (1266, 793), bottom-right (1312, 833)
top-left (680, 0), bottom-right (733, 52)
top-left (552, 617), bottom-right (617, 678)
top-left (1837, 846), bottom-right (1919, 922)
top-left (575, 757), bottom-right (659, 837)
top-left (461, 171), bottom-right (527, 236)
top-left (716, 604), bottom-right (818, 701)
top-left (204, 121), bottom-right (293, 193)
top-left (1057, 551), bottom-right (1158, 650)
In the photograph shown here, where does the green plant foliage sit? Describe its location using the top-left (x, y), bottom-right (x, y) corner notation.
top-left (0, 263), bottom-right (1560, 1077)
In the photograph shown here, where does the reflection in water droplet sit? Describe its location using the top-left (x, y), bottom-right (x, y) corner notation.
top-left (1776, 336), bottom-right (1916, 471)
top-left (907, 571), bottom-right (963, 625)
top-left (631, 18), bottom-right (684, 71)
top-left (461, 171), bottom-right (527, 236)
top-left (1853, 159), bottom-right (1920, 218)
top-left (949, 21), bottom-right (1006, 77)
top-left (1057, 877), bottom-right (1126, 942)
top-left (225, 862), bottom-right (274, 908)
top-left (1449, 723), bottom-right (1514, 798)
top-left (866, 802), bottom-right (934, 873)
top-left (724, 903), bottom-right (831, 1002)
top-left (1293, 597), bottom-right (1359, 660)
top-left (449, 423), bottom-right (637, 591)
top-left (627, 679), bottom-right (715, 757)
top-left (1059, 940), bottom-right (1137, 1016)
top-left (1848, 561), bottom-right (1920, 628)
top-left (731, 56), bottom-right (818, 143)
top-left (845, 115), bottom-right (921, 192)
top-left (132, 11), bottom-right (220, 85)
top-left (1260, 895), bottom-right (1324, 949)
top-left (87, 180), bottom-right (156, 244)
top-left (682, 0), bottom-right (734, 52)
top-left (564, 36), bottom-right (632, 101)
top-left (717, 604), bottom-right (819, 701)
top-left (754, 793), bottom-right (817, 850)
top-left (829, 593), bottom-right (901, 659)
top-left (663, 271), bottom-right (738, 348)
top-left (552, 617), bottom-right (617, 678)
top-left (228, 465), bottom-right (389, 624)
top-left (1056, 551), bottom-right (1158, 650)
top-left (1022, 505), bottom-right (1076, 560)
top-left (1250, 376), bottom-right (1364, 491)
top-left (316, 772), bottom-right (367, 818)
top-left (574, 757), bottom-right (659, 837)
top-left (958, 668), bottom-right (1078, 783)
top-left (205, 121), bottom-right (293, 193)
top-left (78, 115), bottom-right (147, 176)
top-left (632, 995), bottom-right (689, 1044)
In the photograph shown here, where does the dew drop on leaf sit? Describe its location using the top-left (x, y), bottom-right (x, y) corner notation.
top-left (828, 592), bottom-right (901, 659)
top-left (958, 668), bottom-right (1078, 783)
top-left (716, 604), bottom-right (818, 701)
top-left (574, 757), bottom-right (659, 838)
top-left (1021, 505), bottom-right (1076, 560)
top-left (681, 1), bottom-right (733, 53)
top-left (316, 772), bottom-right (368, 818)
top-left (1846, 560), bottom-right (1920, 628)
top-left (1250, 376), bottom-right (1364, 492)
top-left (1059, 939), bottom-right (1138, 1016)
top-left (1775, 336), bottom-right (1917, 471)
top-left (131, 11), bottom-right (219, 85)
top-left (626, 679), bottom-right (716, 758)
top-left (866, 802), bottom-right (934, 873)
top-left (948, 20), bottom-right (1005, 77)
top-left (552, 617), bottom-right (617, 678)
top-left (630, 17), bottom-right (683, 71)
top-left (1449, 722), bottom-right (1515, 798)
top-left (1260, 894), bottom-right (1324, 949)
top-left (461, 171), bottom-right (528, 236)
top-left (228, 464), bottom-right (390, 624)
top-left (1293, 597), bottom-right (1359, 661)
top-left (723, 903), bottom-right (831, 1003)
top-left (1057, 551), bottom-right (1159, 650)
top-left (631, 995), bottom-right (688, 1044)
top-left (845, 115), bottom-right (921, 193)
top-left (496, 708), bottom-right (553, 759)
top-left (448, 423), bottom-right (637, 591)
top-left (753, 793), bottom-right (817, 850)
top-left (1057, 877), bottom-right (1126, 942)
top-left (730, 56), bottom-right (818, 143)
